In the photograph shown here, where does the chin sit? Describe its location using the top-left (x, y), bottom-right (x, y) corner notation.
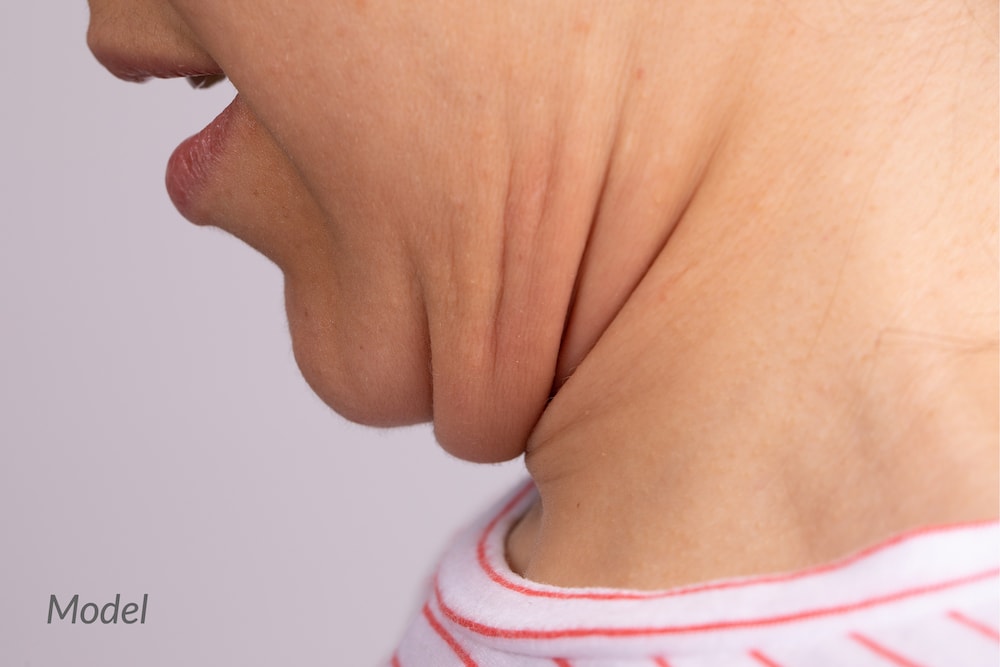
top-left (290, 322), bottom-right (532, 463)
top-left (290, 337), bottom-right (434, 430)
top-left (281, 279), bottom-right (540, 464)
top-left (284, 306), bottom-right (434, 432)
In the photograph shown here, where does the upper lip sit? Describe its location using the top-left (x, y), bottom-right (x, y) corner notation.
top-left (88, 32), bottom-right (224, 84)
top-left (91, 49), bottom-right (225, 83)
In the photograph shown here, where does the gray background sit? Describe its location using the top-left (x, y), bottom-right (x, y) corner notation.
top-left (0, 5), bottom-right (524, 665)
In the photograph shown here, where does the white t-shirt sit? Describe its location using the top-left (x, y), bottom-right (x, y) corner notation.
top-left (391, 482), bottom-right (999, 666)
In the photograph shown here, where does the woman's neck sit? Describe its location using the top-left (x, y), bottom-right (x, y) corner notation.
top-left (507, 1), bottom-right (998, 589)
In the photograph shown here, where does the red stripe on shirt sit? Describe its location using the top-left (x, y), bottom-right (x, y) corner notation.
top-left (437, 569), bottom-right (998, 640)
top-left (849, 633), bottom-right (926, 667)
top-left (552, 659), bottom-right (573, 666)
top-left (391, 655), bottom-right (401, 667)
top-left (423, 604), bottom-right (478, 667)
top-left (947, 610), bottom-right (1000, 641)
top-left (476, 484), bottom-right (997, 602)
top-left (652, 658), bottom-right (672, 667)
top-left (748, 650), bottom-right (784, 667)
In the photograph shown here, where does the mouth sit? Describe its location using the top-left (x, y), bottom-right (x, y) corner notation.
top-left (89, 42), bottom-right (239, 222)
top-left (187, 74), bottom-right (227, 90)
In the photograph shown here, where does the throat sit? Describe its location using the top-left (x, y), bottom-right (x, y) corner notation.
top-left (509, 399), bottom-right (998, 591)
top-left (508, 273), bottom-right (998, 590)
top-left (505, 0), bottom-right (998, 590)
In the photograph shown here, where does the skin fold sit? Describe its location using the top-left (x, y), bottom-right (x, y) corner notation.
top-left (88, 0), bottom-right (998, 589)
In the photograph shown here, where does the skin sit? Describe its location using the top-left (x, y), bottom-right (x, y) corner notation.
top-left (87, 0), bottom-right (998, 589)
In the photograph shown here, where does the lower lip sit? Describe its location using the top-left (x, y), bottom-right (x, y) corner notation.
top-left (165, 95), bottom-right (240, 221)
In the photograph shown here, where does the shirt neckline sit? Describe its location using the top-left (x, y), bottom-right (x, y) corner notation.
top-left (433, 481), bottom-right (1000, 658)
